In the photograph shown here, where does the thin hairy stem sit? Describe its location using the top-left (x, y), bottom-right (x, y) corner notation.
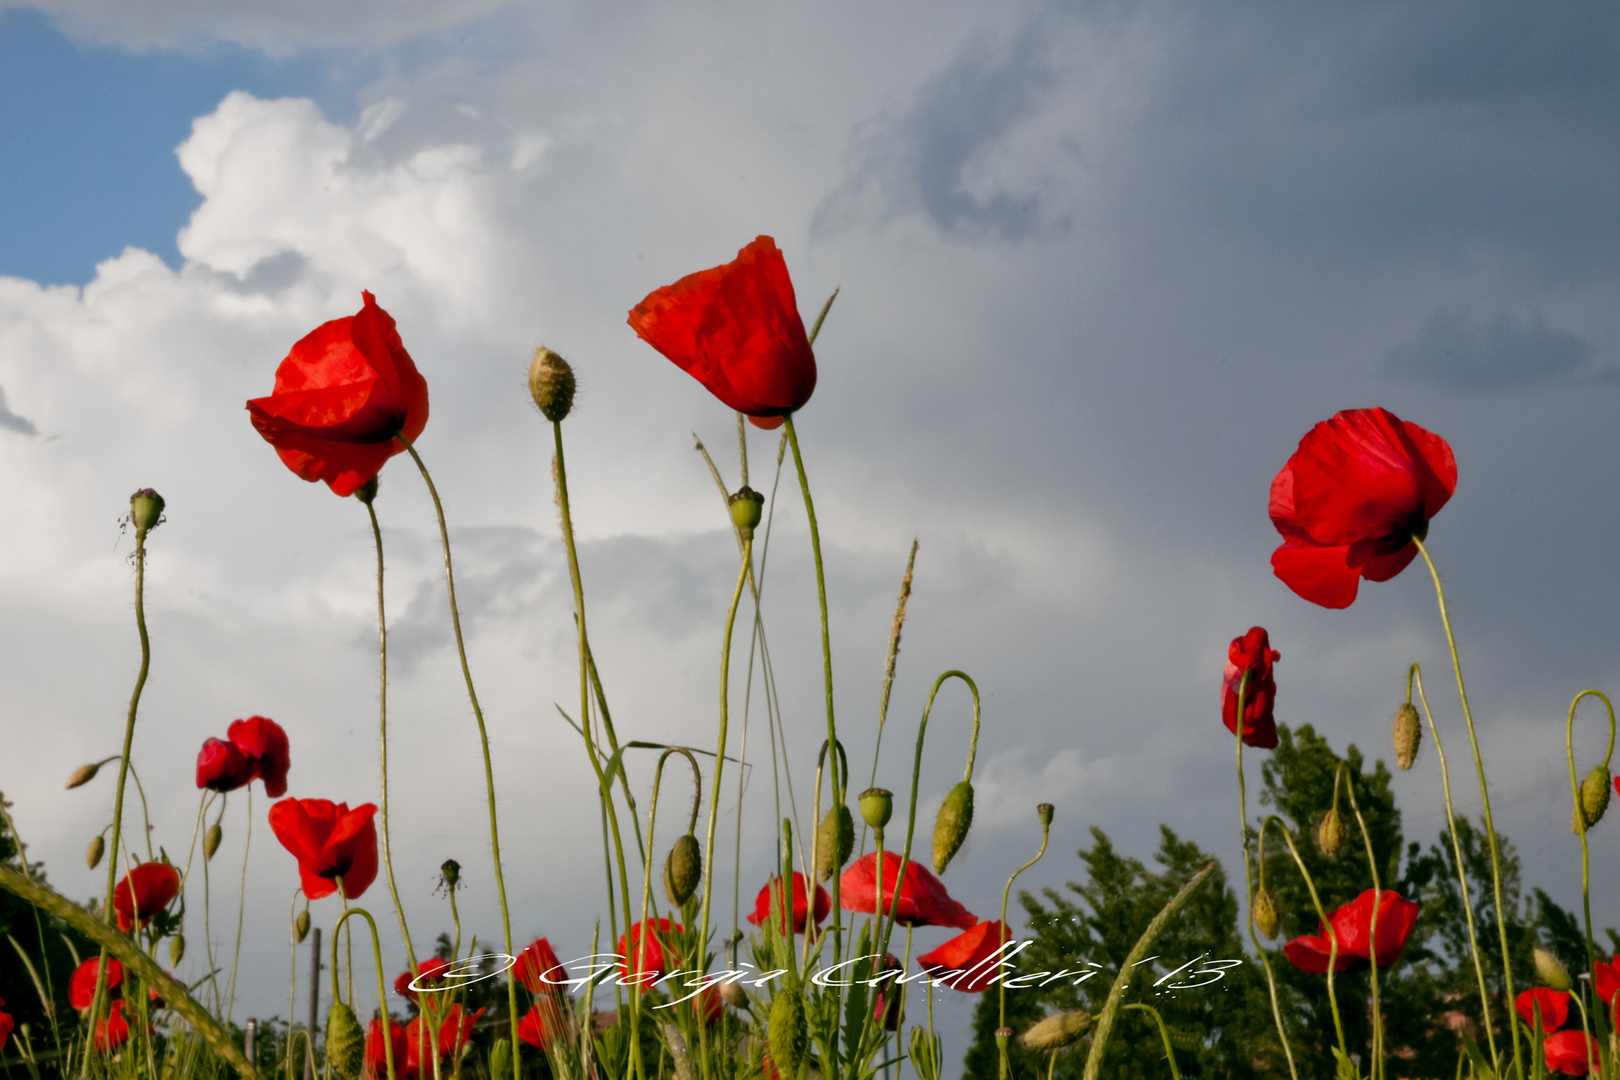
top-left (1262, 817), bottom-right (1347, 1057)
top-left (999, 815), bottom-right (1051, 1080)
top-left (1342, 769), bottom-right (1384, 1079)
top-left (226, 786), bottom-right (252, 1024)
top-left (333, 907), bottom-right (398, 1080)
top-left (1566, 690), bottom-right (1616, 1024)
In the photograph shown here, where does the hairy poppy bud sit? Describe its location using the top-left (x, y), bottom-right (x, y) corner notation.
top-left (1317, 808), bottom-right (1345, 859)
top-left (719, 979), bottom-right (748, 1010)
top-left (130, 489), bottom-right (165, 534)
top-left (815, 804), bottom-right (853, 881)
top-left (86, 835), bottom-right (105, 870)
top-left (1037, 803), bottom-right (1054, 828)
top-left (859, 788), bottom-right (893, 831)
top-left (326, 1001), bottom-right (364, 1080)
top-left (1534, 947), bottom-right (1573, 992)
top-left (768, 987), bottom-right (807, 1079)
top-left (664, 833), bottom-right (702, 906)
top-left (729, 486), bottom-right (765, 535)
top-left (204, 823), bottom-right (223, 861)
top-left (489, 1039), bottom-right (511, 1080)
top-left (440, 859), bottom-right (461, 889)
top-left (1253, 888), bottom-right (1280, 939)
top-left (1577, 766), bottom-right (1612, 832)
top-left (1393, 703), bottom-right (1421, 771)
top-left (295, 910), bottom-right (311, 943)
top-left (353, 477), bottom-right (379, 506)
top-left (1019, 1009), bottom-right (1092, 1052)
top-left (932, 781), bottom-right (974, 874)
top-left (67, 761), bottom-right (105, 789)
top-left (169, 934), bottom-right (185, 966)
top-left (529, 347), bottom-right (576, 422)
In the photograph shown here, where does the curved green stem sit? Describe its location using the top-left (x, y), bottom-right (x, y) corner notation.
top-left (226, 786), bottom-right (252, 1024)
top-left (1261, 816), bottom-right (1347, 1057)
top-left (1566, 690), bottom-right (1615, 1022)
top-left (332, 906), bottom-right (398, 1080)
top-left (287, 889), bottom-right (304, 1080)
top-left (635, 749), bottom-right (701, 1080)
top-left (999, 812), bottom-right (1051, 1080)
top-left (1412, 537), bottom-right (1523, 1080)
top-left (1122, 1004), bottom-right (1181, 1080)
top-left (1342, 766), bottom-right (1383, 1080)
top-left (124, 762), bottom-right (155, 863)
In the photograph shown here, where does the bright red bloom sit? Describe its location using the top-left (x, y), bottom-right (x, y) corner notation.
top-left (839, 852), bottom-right (976, 929)
top-left (405, 1005), bottom-right (482, 1076)
top-left (872, 954), bottom-right (905, 1029)
top-left (1269, 408), bottom-right (1456, 609)
top-left (917, 921), bottom-right (1013, 993)
top-left (1595, 954), bottom-right (1620, 1005)
top-left (195, 716), bottom-right (290, 796)
top-left (517, 1001), bottom-right (559, 1050)
top-left (0, 997), bottom-right (12, 1052)
top-left (94, 1000), bottom-right (130, 1051)
top-left (394, 957), bottom-right (450, 1003)
top-left (196, 738), bottom-right (254, 792)
top-left (628, 236), bottom-right (816, 427)
top-left (684, 986), bottom-right (723, 1027)
top-left (1222, 627), bottom-right (1280, 749)
top-left (268, 798), bottom-right (378, 900)
top-left (248, 291), bottom-right (429, 498)
top-left (1284, 889), bottom-right (1420, 974)
top-left (747, 873), bottom-right (831, 934)
top-left (69, 958), bottom-right (124, 1010)
top-left (364, 1017), bottom-right (407, 1080)
top-left (617, 918), bottom-right (681, 983)
top-left (1544, 1030), bottom-right (1601, 1076)
top-left (113, 863), bottom-right (180, 934)
top-left (515, 938), bottom-right (568, 993)
top-left (1516, 988), bottom-right (1571, 1033)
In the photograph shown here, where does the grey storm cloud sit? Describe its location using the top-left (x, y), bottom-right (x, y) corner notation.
top-left (1384, 309), bottom-right (1600, 394)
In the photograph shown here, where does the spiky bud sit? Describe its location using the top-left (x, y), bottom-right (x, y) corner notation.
top-left (1019, 1009), bottom-right (1093, 1052)
top-left (205, 823), bottom-right (223, 861)
top-left (1534, 947), bottom-right (1573, 992)
top-left (66, 762), bottom-right (104, 789)
top-left (815, 804), bottom-right (853, 882)
top-left (1317, 808), bottom-right (1345, 859)
top-left (859, 788), bottom-right (893, 831)
top-left (353, 477), bottom-right (379, 506)
top-left (718, 979), bottom-right (748, 1010)
top-left (1393, 703), bottom-right (1421, 771)
top-left (1577, 766), bottom-right (1612, 832)
top-left (489, 1039), bottom-right (512, 1080)
top-left (664, 833), bottom-right (702, 906)
top-left (529, 347), bottom-right (576, 422)
top-left (86, 835), bottom-right (105, 870)
top-left (295, 910), bottom-right (311, 943)
top-left (130, 489), bottom-right (165, 534)
top-left (440, 859), bottom-right (461, 889)
top-left (1252, 888), bottom-right (1280, 939)
top-left (170, 934), bottom-right (185, 967)
top-left (729, 486), bottom-right (765, 535)
top-left (932, 781), bottom-right (975, 874)
top-left (768, 986), bottom-right (807, 1079)
top-left (326, 1001), bottom-right (364, 1080)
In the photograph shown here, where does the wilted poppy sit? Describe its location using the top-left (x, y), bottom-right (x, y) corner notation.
top-left (247, 291), bottom-right (429, 497)
top-left (196, 716), bottom-right (290, 796)
top-left (1516, 988), bottom-right (1571, 1033)
top-left (69, 958), bottom-right (123, 1010)
top-left (94, 999), bottom-right (130, 1051)
top-left (747, 873), bottom-right (831, 934)
top-left (628, 236), bottom-right (816, 427)
top-left (394, 957), bottom-right (450, 1004)
top-left (1544, 1029), bottom-right (1601, 1076)
top-left (1284, 888), bottom-right (1419, 974)
top-left (268, 798), bottom-right (378, 900)
top-left (617, 919), bottom-right (682, 983)
top-left (1269, 408), bottom-right (1456, 609)
top-left (917, 921), bottom-right (1013, 993)
top-left (364, 1016), bottom-right (407, 1080)
top-left (196, 738), bottom-right (254, 792)
top-left (515, 938), bottom-right (568, 993)
top-left (839, 852), bottom-right (976, 929)
top-left (113, 862), bottom-right (180, 934)
top-left (1222, 627), bottom-right (1280, 749)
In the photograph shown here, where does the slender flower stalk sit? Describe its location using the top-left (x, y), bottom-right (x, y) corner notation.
top-left (1261, 816), bottom-right (1348, 1057)
top-left (1565, 691), bottom-right (1615, 1014)
top-left (226, 786), bottom-right (252, 1024)
top-left (1411, 537), bottom-right (1523, 1079)
top-left (1341, 767), bottom-right (1384, 1080)
top-left (998, 807), bottom-right (1052, 1080)
top-left (333, 907), bottom-right (398, 1080)
top-left (634, 749), bottom-right (700, 1080)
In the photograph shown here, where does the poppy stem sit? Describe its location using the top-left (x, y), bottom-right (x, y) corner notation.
top-left (1411, 537), bottom-right (1524, 1080)
top-left (287, 888), bottom-right (304, 1080)
top-left (1121, 1004), bottom-right (1181, 1080)
top-left (332, 906), bottom-right (398, 1080)
top-left (637, 749), bottom-right (701, 1080)
top-left (1565, 690), bottom-right (1615, 1034)
top-left (1233, 678), bottom-right (1299, 1080)
top-left (395, 436), bottom-right (522, 1077)
top-left (998, 810), bottom-right (1051, 1080)
top-left (1342, 767), bottom-right (1384, 1080)
top-left (1260, 815), bottom-right (1348, 1058)
top-left (226, 786), bottom-right (252, 1025)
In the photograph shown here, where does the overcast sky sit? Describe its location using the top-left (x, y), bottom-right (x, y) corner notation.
top-left (2, 0), bottom-right (1619, 1063)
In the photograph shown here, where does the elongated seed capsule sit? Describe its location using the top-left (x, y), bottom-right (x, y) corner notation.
top-left (1393, 703), bottom-right (1421, 770)
top-left (1317, 808), bottom-right (1345, 859)
top-left (1253, 888), bottom-right (1280, 939)
top-left (664, 833), bottom-right (702, 906)
top-left (204, 823), bottom-right (223, 861)
top-left (815, 805), bottom-right (853, 882)
top-left (1578, 765), bottom-right (1612, 832)
top-left (86, 835), bottom-right (105, 870)
top-left (932, 781), bottom-right (975, 874)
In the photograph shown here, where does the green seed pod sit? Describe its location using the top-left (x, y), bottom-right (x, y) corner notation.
top-left (768, 986), bottom-right (807, 1079)
top-left (295, 910), bottom-right (311, 943)
top-left (815, 804), bottom-right (853, 882)
top-left (489, 1039), bottom-right (512, 1080)
top-left (86, 835), bottom-right (105, 870)
top-left (1037, 803), bottom-right (1054, 828)
top-left (440, 859), bottom-right (461, 889)
top-left (1019, 1009), bottom-right (1092, 1052)
top-left (664, 833), bottom-right (702, 906)
top-left (1534, 947), bottom-right (1573, 992)
top-left (728, 486), bottom-right (765, 534)
top-left (130, 489), bottom-right (165, 534)
top-left (858, 787), bottom-right (893, 831)
top-left (1317, 808), bottom-right (1345, 859)
top-left (1393, 703), bottom-right (1421, 771)
top-left (932, 781), bottom-right (975, 874)
top-left (326, 1001), bottom-right (364, 1080)
top-left (1252, 888), bottom-right (1280, 940)
top-left (353, 477), bottom-right (379, 506)
top-left (66, 762), bottom-right (104, 789)
top-left (205, 823), bottom-right (223, 861)
top-left (529, 347), bottom-right (576, 422)
top-left (1579, 765), bottom-right (1612, 832)
top-left (169, 934), bottom-right (185, 967)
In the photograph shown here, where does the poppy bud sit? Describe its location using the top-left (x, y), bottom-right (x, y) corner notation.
top-left (729, 486), bottom-right (765, 535)
top-left (1316, 808), bottom-right (1345, 859)
top-left (719, 979), bottom-right (748, 1010)
top-left (1393, 703), bottom-right (1421, 771)
top-left (1019, 1009), bottom-right (1092, 1052)
top-left (295, 910), bottom-right (311, 943)
top-left (66, 761), bottom-right (105, 789)
top-left (1037, 803), bottom-right (1054, 828)
top-left (529, 347), bottom-right (576, 422)
top-left (326, 1001), bottom-right (364, 1080)
top-left (931, 781), bottom-right (974, 874)
top-left (130, 489), bottom-right (165, 535)
top-left (1534, 947), bottom-right (1573, 992)
top-left (815, 804), bottom-right (853, 881)
top-left (1577, 766), bottom-right (1612, 832)
top-left (1252, 888), bottom-right (1280, 939)
top-left (664, 833), bottom-right (703, 906)
top-left (489, 1039), bottom-right (512, 1080)
top-left (768, 987), bottom-right (807, 1079)
top-left (169, 934), bottom-right (185, 967)
top-left (441, 859), bottom-right (461, 889)
top-left (859, 788), bottom-right (893, 831)
top-left (86, 835), bottom-right (105, 870)
top-left (353, 477), bottom-right (379, 506)
top-left (205, 823), bottom-right (223, 861)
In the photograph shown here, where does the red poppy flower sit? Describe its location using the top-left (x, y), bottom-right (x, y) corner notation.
top-left (684, 985), bottom-right (723, 1027)
top-left (196, 716), bottom-right (291, 796)
top-left (0, 999), bottom-right (13, 1052)
top-left (113, 862), bottom-right (180, 934)
top-left (871, 954), bottom-right (905, 1029)
top-left (94, 999), bottom-right (130, 1051)
top-left (1222, 627), bottom-right (1280, 749)
top-left (69, 958), bottom-right (124, 1010)
top-left (628, 236), bottom-right (816, 427)
top-left (747, 873), bottom-right (831, 934)
top-left (1284, 889), bottom-right (1419, 974)
top-left (515, 938), bottom-right (568, 993)
top-left (1269, 408), bottom-right (1457, 609)
top-left (405, 1005), bottom-right (483, 1076)
top-left (394, 957), bottom-right (451, 1003)
top-left (196, 738), bottom-right (254, 792)
top-left (268, 798), bottom-right (378, 900)
top-left (838, 852), bottom-right (977, 929)
top-left (1516, 988), bottom-right (1571, 1033)
top-left (917, 921), bottom-right (1013, 993)
top-left (1544, 1030), bottom-right (1601, 1076)
top-left (517, 1001), bottom-right (561, 1050)
top-left (247, 291), bottom-right (430, 498)
top-left (617, 918), bottom-right (682, 982)
top-left (364, 1017), bottom-right (407, 1080)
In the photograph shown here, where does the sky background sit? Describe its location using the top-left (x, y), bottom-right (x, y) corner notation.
top-left (3, 0), bottom-right (1620, 1067)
